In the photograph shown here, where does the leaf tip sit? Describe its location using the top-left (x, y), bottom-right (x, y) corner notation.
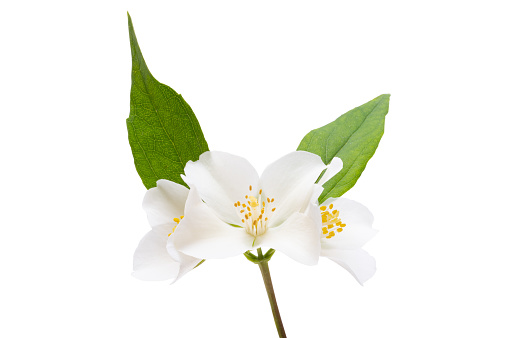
top-left (127, 11), bottom-right (132, 26)
top-left (374, 94), bottom-right (391, 112)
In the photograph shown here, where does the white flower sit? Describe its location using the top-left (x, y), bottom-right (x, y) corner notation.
top-left (132, 180), bottom-right (202, 282)
top-left (311, 194), bottom-right (377, 285)
top-left (172, 151), bottom-right (341, 265)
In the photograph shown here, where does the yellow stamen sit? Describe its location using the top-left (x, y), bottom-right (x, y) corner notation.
top-left (236, 184), bottom-right (277, 237)
top-left (320, 205), bottom-right (346, 239)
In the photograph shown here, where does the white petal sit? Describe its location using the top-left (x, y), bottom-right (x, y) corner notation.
top-left (260, 151), bottom-right (325, 227)
top-left (165, 232), bottom-right (198, 262)
top-left (132, 225), bottom-right (180, 281)
top-left (170, 255), bottom-right (203, 285)
top-left (258, 212), bottom-right (321, 265)
top-left (172, 186), bottom-right (254, 259)
top-left (320, 198), bottom-right (377, 251)
top-left (142, 180), bottom-right (189, 228)
top-left (304, 185), bottom-right (324, 215)
top-left (304, 200), bottom-right (322, 234)
top-left (317, 156), bottom-right (343, 186)
top-left (311, 184), bottom-right (324, 204)
top-left (323, 249), bottom-right (376, 285)
top-left (182, 151), bottom-right (259, 224)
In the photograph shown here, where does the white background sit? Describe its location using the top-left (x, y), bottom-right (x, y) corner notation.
top-left (1, 1), bottom-right (508, 337)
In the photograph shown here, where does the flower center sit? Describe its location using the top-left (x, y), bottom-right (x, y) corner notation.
top-left (233, 185), bottom-right (276, 237)
top-left (320, 203), bottom-right (346, 239)
top-left (168, 215), bottom-right (184, 237)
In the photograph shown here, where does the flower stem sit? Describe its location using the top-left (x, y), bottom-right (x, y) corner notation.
top-left (257, 248), bottom-right (287, 338)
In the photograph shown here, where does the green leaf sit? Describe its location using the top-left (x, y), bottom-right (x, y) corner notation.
top-left (297, 94), bottom-right (390, 203)
top-left (127, 13), bottom-right (209, 189)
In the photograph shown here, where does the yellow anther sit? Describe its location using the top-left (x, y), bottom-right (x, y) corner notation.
top-left (173, 217), bottom-right (180, 223)
top-left (240, 210), bottom-right (245, 213)
top-left (271, 198), bottom-right (274, 202)
top-left (247, 206), bottom-right (251, 211)
top-left (272, 208), bottom-right (276, 212)
top-left (262, 201), bottom-right (266, 207)
top-left (337, 228), bottom-right (343, 232)
top-left (259, 189), bottom-right (262, 194)
top-left (267, 197), bottom-right (270, 203)
top-left (265, 217), bottom-right (268, 221)
top-left (180, 215), bottom-right (184, 219)
top-left (327, 224), bottom-right (333, 229)
top-left (249, 185), bottom-right (252, 191)
top-left (329, 204), bottom-right (334, 209)
top-left (248, 196), bottom-right (259, 207)
top-left (320, 206), bottom-right (327, 211)
top-left (242, 219), bottom-right (245, 223)
top-left (261, 208), bottom-right (265, 214)
top-left (329, 231), bottom-right (335, 237)
top-left (242, 203), bottom-right (246, 208)
top-left (322, 227), bottom-right (328, 234)
top-left (332, 210), bottom-right (339, 216)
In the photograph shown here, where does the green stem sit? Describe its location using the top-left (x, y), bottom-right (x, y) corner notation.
top-left (257, 248), bottom-right (287, 338)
